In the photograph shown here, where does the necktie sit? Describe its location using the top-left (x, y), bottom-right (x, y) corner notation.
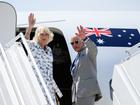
top-left (70, 53), bottom-right (80, 77)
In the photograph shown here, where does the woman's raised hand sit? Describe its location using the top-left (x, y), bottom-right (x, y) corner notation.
top-left (28, 13), bottom-right (36, 28)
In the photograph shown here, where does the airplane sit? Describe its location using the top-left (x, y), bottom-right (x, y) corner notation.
top-left (1, 1), bottom-right (140, 105)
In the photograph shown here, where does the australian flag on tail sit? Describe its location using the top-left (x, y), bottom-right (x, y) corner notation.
top-left (84, 27), bottom-right (140, 47)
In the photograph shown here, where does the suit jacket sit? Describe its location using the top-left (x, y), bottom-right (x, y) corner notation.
top-left (71, 37), bottom-right (102, 102)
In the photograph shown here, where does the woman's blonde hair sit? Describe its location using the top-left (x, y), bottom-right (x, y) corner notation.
top-left (33, 26), bottom-right (54, 44)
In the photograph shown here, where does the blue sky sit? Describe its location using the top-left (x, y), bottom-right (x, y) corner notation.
top-left (2, 0), bottom-right (140, 11)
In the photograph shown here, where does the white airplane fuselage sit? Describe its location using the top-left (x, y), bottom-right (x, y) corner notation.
top-left (1, 3), bottom-right (140, 104)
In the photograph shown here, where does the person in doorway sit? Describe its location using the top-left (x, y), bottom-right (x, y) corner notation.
top-left (70, 25), bottom-right (102, 105)
top-left (25, 13), bottom-right (62, 105)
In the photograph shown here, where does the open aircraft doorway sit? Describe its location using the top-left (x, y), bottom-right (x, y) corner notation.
top-left (16, 27), bottom-right (73, 105)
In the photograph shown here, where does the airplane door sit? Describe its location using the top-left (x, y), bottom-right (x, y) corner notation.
top-left (16, 27), bottom-right (73, 105)
top-left (48, 27), bottom-right (73, 105)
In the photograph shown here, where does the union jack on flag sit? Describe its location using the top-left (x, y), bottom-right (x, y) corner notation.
top-left (84, 27), bottom-right (140, 47)
top-left (84, 27), bottom-right (112, 37)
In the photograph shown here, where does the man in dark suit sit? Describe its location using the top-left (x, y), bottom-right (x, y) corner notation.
top-left (70, 25), bottom-right (102, 105)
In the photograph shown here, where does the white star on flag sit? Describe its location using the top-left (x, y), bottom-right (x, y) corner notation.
top-left (97, 38), bottom-right (104, 44)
